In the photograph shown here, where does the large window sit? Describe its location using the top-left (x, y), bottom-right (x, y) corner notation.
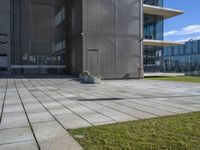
top-left (163, 40), bottom-right (200, 73)
top-left (185, 42), bottom-right (192, 54)
top-left (174, 46), bottom-right (179, 56)
top-left (11, 0), bottom-right (66, 74)
top-left (192, 41), bottom-right (199, 54)
top-left (144, 14), bottom-right (163, 40)
top-left (144, 46), bottom-right (163, 72)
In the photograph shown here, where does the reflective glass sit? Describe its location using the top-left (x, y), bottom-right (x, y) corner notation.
top-left (162, 40), bottom-right (200, 72)
top-left (143, 0), bottom-right (163, 6)
top-left (11, 0), bottom-right (66, 74)
top-left (144, 14), bottom-right (163, 40)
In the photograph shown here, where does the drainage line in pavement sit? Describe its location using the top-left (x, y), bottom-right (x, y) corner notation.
top-left (14, 78), bottom-right (41, 150)
top-left (0, 77), bottom-right (8, 124)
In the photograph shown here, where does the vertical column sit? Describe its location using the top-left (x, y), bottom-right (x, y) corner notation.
top-left (0, 0), bottom-right (11, 73)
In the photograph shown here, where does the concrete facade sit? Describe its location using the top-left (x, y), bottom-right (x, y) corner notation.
top-left (0, 0), bottom-right (183, 78)
top-left (66, 0), bottom-right (143, 78)
top-left (0, 0), bottom-right (142, 79)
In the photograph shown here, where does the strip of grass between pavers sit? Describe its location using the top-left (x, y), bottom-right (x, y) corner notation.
top-left (69, 112), bottom-right (200, 150)
top-left (145, 76), bottom-right (200, 83)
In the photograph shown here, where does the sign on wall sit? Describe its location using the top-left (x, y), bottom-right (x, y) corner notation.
top-left (0, 33), bottom-right (8, 44)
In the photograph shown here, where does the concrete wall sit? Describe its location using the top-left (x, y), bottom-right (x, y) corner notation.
top-left (0, 0), bottom-right (11, 71)
top-left (82, 0), bottom-right (142, 78)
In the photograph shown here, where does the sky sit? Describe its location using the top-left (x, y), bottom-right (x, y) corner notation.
top-left (164, 0), bottom-right (200, 42)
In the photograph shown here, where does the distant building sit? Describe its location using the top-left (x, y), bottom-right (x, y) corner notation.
top-left (163, 39), bottom-right (200, 73)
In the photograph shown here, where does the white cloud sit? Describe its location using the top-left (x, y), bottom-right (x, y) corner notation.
top-left (176, 35), bottom-right (200, 42)
top-left (180, 25), bottom-right (200, 35)
top-left (164, 30), bottom-right (178, 36)
top-left (164, 24), bottom-right (200, 37)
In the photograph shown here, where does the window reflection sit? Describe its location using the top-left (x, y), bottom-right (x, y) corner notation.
top-left (143, 0), bottom-right (163, 6)
top-left (11, 0), bottom-right (66, 74)
top-left (163, 40), bottom-right (200, 73)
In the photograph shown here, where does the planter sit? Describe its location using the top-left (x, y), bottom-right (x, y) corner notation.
top-left (79, 75), bottom-right (88, 82)
top-left (79, 74), bottom-right (85, 81)
top-left (79, 71), bottom-right (101, 84)
top-left (87, 76), bottom-right (101, 84)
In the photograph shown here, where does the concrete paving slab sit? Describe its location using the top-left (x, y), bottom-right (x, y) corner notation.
top-left (27, 112), bottom-right (54, 124)
top-left (69, 105), bottom-right (96, 115)
top-left (0, 112), bottom-right (29, 129)
top-left (1, 77), bottom-right (200, 150)
top-left (3, 104), bottom-right (24, 113)
top-left (32, 121), bottom-right (83, 150)
top-left (110, 115), bottom-right (138, 122)
top-left (4, 100), bottom-right (21, 105)
top-left (24, 104), bottom-right (46, 113)
top-left (42, 102), bottom-right (62, 109)
top-left (56, 114), bottom-right (91, 129)
top-left (0, 140), bottom-right (38, 150)
top-left (49, 107), bottom-right (73, 116)
top-left (0, 127), bottom-right (34, 145)
top-left (80, 113), bottom-right (114, 124)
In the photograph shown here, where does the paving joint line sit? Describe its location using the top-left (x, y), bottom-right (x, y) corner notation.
top-left (38, 78), bottom-right (144, 120)
top-left (0, 77), bottom-right (8, 123)
top-left (0, 125), bottom-right (30, 131)
top-left (0, 139), bottom-right (34, 146)
top-left (81, 91), bottom-right (161, 118)
top-left (40, 78), bottom-right (118, 123)
top-left (75, 86), bottom-right (199, 115)
top-left (125, 99), bottom-right (189, 113)
top-left (25, 77), bottom-right (93, 128)
top-left (14, 78), bottom-right (41, 150)
top-left (54, 84), bottom-right (160, 118)
top-left (20, 78), bottom-right (77, 130)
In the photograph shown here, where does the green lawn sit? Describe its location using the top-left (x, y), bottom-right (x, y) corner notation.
top-left (69, 112), bottom-right (200, 150)
top-left (145, 76), bottom-right (200, 83)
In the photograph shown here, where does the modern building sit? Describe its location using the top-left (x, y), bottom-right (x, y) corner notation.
top-left (163, 39), bottom-right (200, 73)
top-left (0, 0), bottom-right (183, 78)
top-left (143, 0), bottom-right (183, 72)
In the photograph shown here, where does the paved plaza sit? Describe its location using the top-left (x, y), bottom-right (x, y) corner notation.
top-left (0, 77), bottom-right (200, 150)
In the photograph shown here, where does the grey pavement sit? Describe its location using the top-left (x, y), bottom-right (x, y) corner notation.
top-left (0, 77), bottom-right (200, 150)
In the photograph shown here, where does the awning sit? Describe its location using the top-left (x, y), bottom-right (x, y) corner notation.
top-left (143, 39), bottom-right (184, 47)
top-left (143, 4), bottom-right (183, 19)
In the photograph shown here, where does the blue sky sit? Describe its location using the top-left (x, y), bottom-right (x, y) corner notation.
top-left (164, 0), bottom-right (200, 42)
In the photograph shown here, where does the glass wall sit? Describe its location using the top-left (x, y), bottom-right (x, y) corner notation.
top-left (163, 40), bottom-right (200, 73)
top-left (143, 14), bottom-right (164, 72)
top-left (144, 46), bottom-right (163, 72)
top-left (143, 0), bottom-right (163, 6)
top-left (144, 14), bottom-right (163, 40)
top-left (11, 0), bottom-right (66, 74)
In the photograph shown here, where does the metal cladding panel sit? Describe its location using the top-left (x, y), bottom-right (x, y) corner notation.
top-left (67, 0), bottom-right (83, 75)
top-left (83, 0), bottom-right (116, 78)
top-left (83, 0), bottom-right (142, 78)
top-left (115, 0), bottom-right (141, 78)
top-left (0, 0), bottom-right (11, 69)
top-left (71, 35), bottom-right (83, 74)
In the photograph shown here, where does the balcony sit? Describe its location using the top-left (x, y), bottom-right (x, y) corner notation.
top-left (143, 39), bottom-right (184, 47)
top-left (143, 4), bottom-right (183, 19)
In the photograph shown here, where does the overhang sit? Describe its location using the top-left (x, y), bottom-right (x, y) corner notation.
top-left (143, 4), bottom-right (184, 19)
top-left (143, 39), bottom-right (184, 47)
